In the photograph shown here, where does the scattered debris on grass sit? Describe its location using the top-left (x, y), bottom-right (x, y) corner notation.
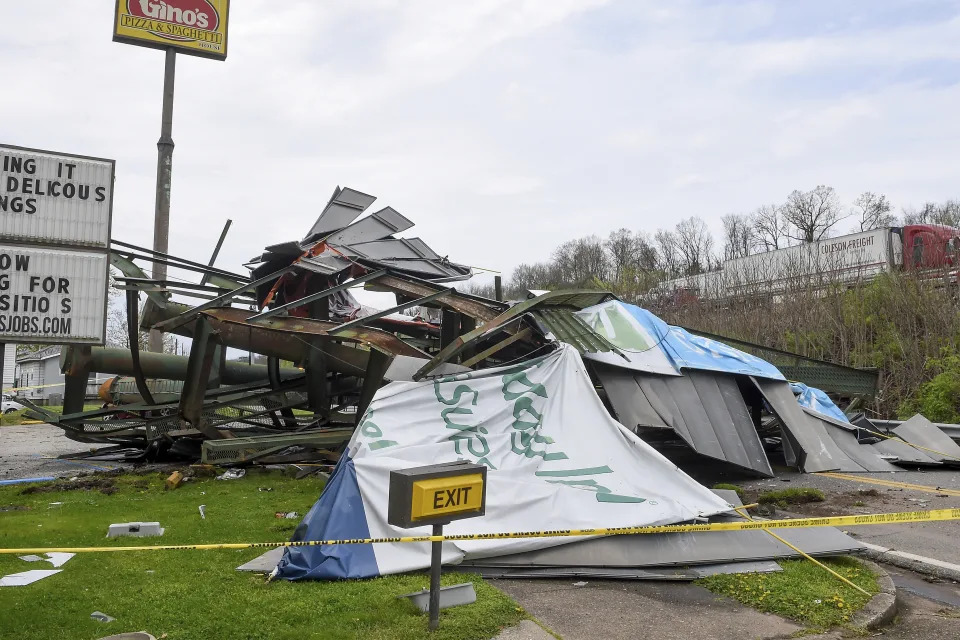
top-left (107, 522), bottom-right (165, 538)
top-left (90, 612), bottom-right (116, 623)
top-left (19, 475), bottom-right (117, 496)
top-left (216, 469), bottom-right (245, 481)
top-left (164, 471), bottom-right (184, 490)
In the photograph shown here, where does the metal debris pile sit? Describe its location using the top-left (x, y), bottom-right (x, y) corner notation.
top-left (29, 186), bottom-right (960, 478)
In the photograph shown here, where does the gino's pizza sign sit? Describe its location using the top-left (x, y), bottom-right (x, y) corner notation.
top-left (113, 0), bottom-right (230, 60)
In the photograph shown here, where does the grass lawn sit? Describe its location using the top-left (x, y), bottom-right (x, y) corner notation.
top-left (0, 470), bottom-right (524, 640)
top-left (697, 557), bottom-right (878, 631)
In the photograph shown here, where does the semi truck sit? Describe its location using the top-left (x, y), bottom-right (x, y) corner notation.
top-left (658, 224), bottom-right (960, 301)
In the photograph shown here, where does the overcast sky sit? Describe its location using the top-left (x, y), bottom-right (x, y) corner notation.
top-left (3, 1), bottom-right (960, 290)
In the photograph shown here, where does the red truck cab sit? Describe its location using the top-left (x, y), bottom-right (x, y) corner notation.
top-left (901, 224), bottom-right (960, 270)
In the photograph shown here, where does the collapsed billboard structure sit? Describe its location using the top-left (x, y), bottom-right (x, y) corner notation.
top-left (31, 186), bottom-right (959, 478)
top-left (23, 184), bottom-right (960, 581)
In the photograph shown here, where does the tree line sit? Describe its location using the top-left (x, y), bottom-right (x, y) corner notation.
top-left (488, 188), bottom-right (960, 420)
top-left (506, 187), bottom-right (960, 294)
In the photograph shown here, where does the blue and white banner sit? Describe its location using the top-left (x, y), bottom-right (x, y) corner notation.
top-left (791, 382), bottom-right (849, 423)
top-left (275, 345), bottom-right (732, 580)
top-left (577, 301), bottom-right (785, 380)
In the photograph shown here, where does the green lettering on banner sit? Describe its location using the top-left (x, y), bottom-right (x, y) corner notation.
top-left (543, 478), bottom-right (644, 503)
top-left (359, 410), bottom-right (397, 451)
top-left (535, 466), bottom-right (614, 477)
top-left (501, 372), bottom-right (548, 401)
top-left (435, 381), bottom-right (497, 469)
top-left (434, 381), bottom-right (479, 407)
top-left (511, 431), bottom-right (568, 461)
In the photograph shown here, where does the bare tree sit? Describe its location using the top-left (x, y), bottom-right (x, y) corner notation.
top-left (509, 262), bottom-right (552, 292)
top-left (106, 293), bottom-right (177, 353)
top-left (903, 199), bottom-right (960, 228)
top-left (654, 229), bottom-right (680, 277)
top-left (721, 213), bottom-right (757, 260)
top-left (853, 192), bottom-right (894, 231)
top-left (752, 204), bottom-right (787, 251)
top-left (604, 228), bottom-right (639, 282)
top-left (552, 236), bottom-right (609, 285)
top-left (674, 216), bottom-right (714, 275)
top-left (782, 185), bottom-right (845, 242)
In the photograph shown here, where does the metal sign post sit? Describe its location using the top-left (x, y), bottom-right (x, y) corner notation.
top-left (388, 461), bottom-right (487, 631)
top-left (112, 0), bottom-right (231, 352)
top-left (149, 47), bottom-right (176, 353)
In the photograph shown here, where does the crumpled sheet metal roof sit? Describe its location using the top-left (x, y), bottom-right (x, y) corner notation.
top-left (303, 186), bottom-right (376, 242)
top-left (597, 366), bottom-right (773, 477)
top-left (251, 187), bottom-right (473, 296)
top-left (752, 377), bottom-right (852, 473)
top-left (754, 378), bottom-right (909, 473)
top-left (801, 409), bottom-right (900, 473)
top-left (414, 289), bottom-right (621, 378)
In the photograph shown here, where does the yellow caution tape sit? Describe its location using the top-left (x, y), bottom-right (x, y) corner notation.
top-left (1, 507), bottom-right (958, 555)
top-left (731, 504), bottom-right (871, 596)
top-left (817, 472), bottom-right (960, 497)
top-left (1, 382), bottom-right (67, 393)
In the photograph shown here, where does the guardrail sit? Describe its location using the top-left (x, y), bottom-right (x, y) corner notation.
top-left (867, 419), bottom-right (960, 443)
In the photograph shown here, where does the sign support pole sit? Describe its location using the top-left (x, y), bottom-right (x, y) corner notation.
top-left (429, 523), bottom-right (443, 631)
top-left (149, 47), bottom-right (176, 354)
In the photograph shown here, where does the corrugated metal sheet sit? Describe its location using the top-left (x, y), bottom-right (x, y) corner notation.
top-left (598, 367), bottom-right (773, 477)
top-left (534, 308), bottom-right (615, 353)
top-left (461, 510), bottom-right (863, 569)
top-left (302, 186), bottom-right (375, 241)
top-left (753, 378), bottom-right (851, 472)
top-left (753, 378), bottom-right (902, 473)
top-left (0, 245), bottom-right (107, 344)
top-left (892, 414), bottom-right (960, 463)
top-left (801, 409), bottom-right (900, 472)
top-left (0, 145), bottom-right (113, 249)
top-left (325, 207), bottom-right (414, 245)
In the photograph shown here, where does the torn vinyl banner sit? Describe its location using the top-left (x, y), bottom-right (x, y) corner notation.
top-left (275, 345), bottom-right (732, 580)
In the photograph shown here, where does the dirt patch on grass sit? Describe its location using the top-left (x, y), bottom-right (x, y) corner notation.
top-left (0, 504), bottom-right (31, 512)
top-left (784, 489), bottom-right (896, 516)
top-left (20, 476), bottom-right (116, 495)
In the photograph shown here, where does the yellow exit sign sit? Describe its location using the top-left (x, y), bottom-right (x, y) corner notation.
top-left (388, 462), bottom-right (487, 528)
top-left (411, 474), bottom-right (484, 522)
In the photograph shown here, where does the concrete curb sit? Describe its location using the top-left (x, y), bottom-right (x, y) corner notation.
top-left (859, 541), bottom-right (960, 583)
top-left (850, 559), bottom-right (898, 631)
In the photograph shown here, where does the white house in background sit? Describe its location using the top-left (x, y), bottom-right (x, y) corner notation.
top-left (15, 346), bottom-right (64, 405)
top-left (13, 346), bottom-right (110, 407)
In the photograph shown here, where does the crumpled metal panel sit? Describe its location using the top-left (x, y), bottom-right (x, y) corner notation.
top-left (893, 414), bottom-right (960, 464)
top-left (325, 207), bottom-right (414, 245)
top-left (463, 561), bottom-right (783, 581)
top-left (800, 410), bottom-right (900, 472)
top-left (752, 378), bottom-right (857, 473)
top-left (297, 253), bottom-right (354, 276)
top-left (303, 186), bottom-right (376, 241)
top-left (598, 367), bottom-right (773, 477)
top-left (461, 517), bottom-right (863, 569)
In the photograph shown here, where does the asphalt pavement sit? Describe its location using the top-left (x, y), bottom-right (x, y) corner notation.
top-left (739, 468), bottom-right (960, 564)
top-left (0, 423), bottom-right (123, 480)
